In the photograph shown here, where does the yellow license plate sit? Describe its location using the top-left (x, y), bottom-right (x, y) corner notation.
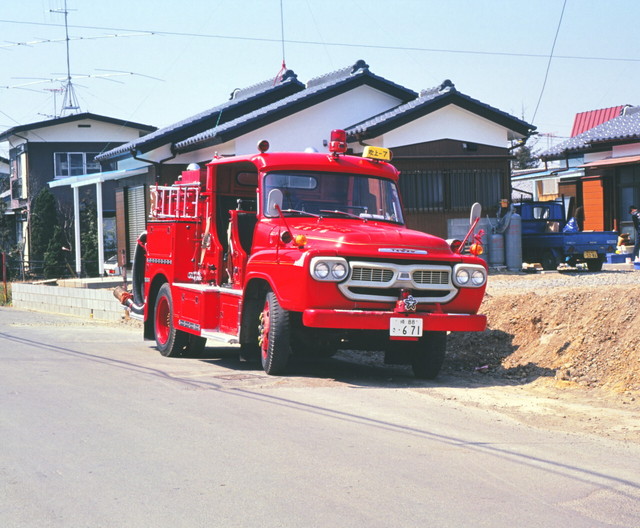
top-left (363, 146), bottom-right (392, 161)
top-left (583, 250), bottom-right (598, 259)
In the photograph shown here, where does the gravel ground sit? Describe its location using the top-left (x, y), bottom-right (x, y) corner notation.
top-left (487, 265), bottom-right (639, 294)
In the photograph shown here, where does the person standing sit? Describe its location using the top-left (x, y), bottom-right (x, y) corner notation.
top-left (630, 205), bottom-right (640, 259)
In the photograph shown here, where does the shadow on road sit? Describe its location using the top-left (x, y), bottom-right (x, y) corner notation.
top-left (194, 340), bottom-right (556, 390)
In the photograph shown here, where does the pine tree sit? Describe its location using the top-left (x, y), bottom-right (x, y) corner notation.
top-left (43, 225), bottom-right (70, 278)
top-left (80, 199), bottom-right (99, 277)
top-left (30, 187), bottom-right (59, 268)
top-left (512, 143), bottom-right (539, 170)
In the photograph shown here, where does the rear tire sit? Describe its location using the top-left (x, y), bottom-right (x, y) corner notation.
top-left (154, 283), bottom-right (187, 357)
top-left (259, 291), bottom-right (291, 375)
top-left (411, 331), bottom-right (447, 380)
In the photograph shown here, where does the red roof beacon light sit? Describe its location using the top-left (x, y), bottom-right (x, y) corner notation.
top-left (329, 129), bottom-right (347, 156)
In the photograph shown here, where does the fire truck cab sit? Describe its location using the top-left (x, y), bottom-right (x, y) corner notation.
top-left (117, 131), bottom-right (487, 379)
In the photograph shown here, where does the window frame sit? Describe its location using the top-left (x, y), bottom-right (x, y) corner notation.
top-left (53, 151), bottom-right (101, 179)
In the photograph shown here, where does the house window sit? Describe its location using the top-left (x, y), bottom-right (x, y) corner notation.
top-left (54, 152), bottom-right (101, 178)
top-left (10, 151), bottom-right (28, 200)
top-left (399, 170), bottom-right (445, 212)
top-left (399, 168), bottom-right (503, 212)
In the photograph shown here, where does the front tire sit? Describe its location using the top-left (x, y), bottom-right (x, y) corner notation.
top-left (411, 331), bottom-right (447, 379)
top-left (154, 283), bottom-right (187, 357)
top-left (259, 291), bottom-right (291, 375)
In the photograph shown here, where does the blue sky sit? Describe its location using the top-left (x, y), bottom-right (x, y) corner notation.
top-left (2, 0), bottom-right (639, 158)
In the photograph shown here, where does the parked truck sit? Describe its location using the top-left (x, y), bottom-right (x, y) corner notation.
top-left (515, 199), bottom-right (617, 271)
top-left (115, 130), bottom-right (488, 379)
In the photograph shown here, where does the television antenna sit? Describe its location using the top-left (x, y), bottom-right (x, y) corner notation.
top-left (42, 87), bottom-right (65, 118)
top-left (50, 0), bottom-right (80, 115)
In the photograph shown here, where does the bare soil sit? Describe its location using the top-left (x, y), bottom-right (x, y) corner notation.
top-left (438, 267), bottom-right (640, 443)
top-left (447, 270), bottom-right (640, 393)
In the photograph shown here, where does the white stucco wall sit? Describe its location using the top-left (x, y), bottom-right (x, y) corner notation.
top-left (9, 118), bottom-right (147, 144)
top-left (583, 150), bottom-right (612, 163)
top-left (234, 85), bottom-right (403, 154)
top-left (375, 105), bottom-right (510, 150)
top-left (612, 142), bottom-right (640, 157)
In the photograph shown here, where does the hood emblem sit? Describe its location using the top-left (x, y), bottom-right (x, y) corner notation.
top-left (379, 248), bottom-right (427, 255)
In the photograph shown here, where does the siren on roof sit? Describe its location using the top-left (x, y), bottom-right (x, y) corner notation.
top-left (329, 129), bottom-right (347, 156)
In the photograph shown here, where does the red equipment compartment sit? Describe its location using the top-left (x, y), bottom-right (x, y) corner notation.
top-left (173, 284), bottom-right (220, 332)
top-left (146, 221), bottom-right (200, 283)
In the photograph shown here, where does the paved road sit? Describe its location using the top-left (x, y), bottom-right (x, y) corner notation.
top-left (1, 307), bottom-right (639, 527)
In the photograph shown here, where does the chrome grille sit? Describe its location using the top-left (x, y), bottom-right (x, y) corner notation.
top-left (351, 266), bottom-right (394, 283)
top-left (412, 270), bottom-right (449, 285)
top-left (339, 261), bottom-right (456, 304)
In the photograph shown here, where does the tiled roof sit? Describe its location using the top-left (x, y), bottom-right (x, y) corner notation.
top-left (174, 60), bottom-right (417, 153)
top-left (540, 106), bottom-right (640, 159)
top-left (570, 106), bottom-right (625, 137)
top-left (0, 112), bottom-right (156, 143)
top-left (345, 80), bottom-right (534, 139)
top-left (96, 70), bottom-right (305, 161)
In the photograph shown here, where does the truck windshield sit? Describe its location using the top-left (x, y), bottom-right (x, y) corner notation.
top-left (263, 171), bottom-right (404, 224)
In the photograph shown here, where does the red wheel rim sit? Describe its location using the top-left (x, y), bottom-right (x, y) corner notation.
top-left (260, 298), bottom-right (271, 360)
top-left (155, 295), bottom-right (170, 345)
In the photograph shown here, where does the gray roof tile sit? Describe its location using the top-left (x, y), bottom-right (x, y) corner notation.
top-left (541, 106), bottom-right (640, 159)
top-left (346, 80), bottom-right (533, 138)
top-left (174, 60), bottom-right (417, 153)
top-left (96, 70), bottom-right (304, 161)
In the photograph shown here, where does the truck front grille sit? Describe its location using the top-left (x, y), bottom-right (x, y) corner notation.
top-left (339, 261), bottom-right (456, 303)
top-left (351, 266), bottom-right (394, 283)
top-left (412, 270), bottom-right (449, 285)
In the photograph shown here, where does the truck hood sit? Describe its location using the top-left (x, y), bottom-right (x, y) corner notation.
top-left (288, 219), bottom-right (452, 255)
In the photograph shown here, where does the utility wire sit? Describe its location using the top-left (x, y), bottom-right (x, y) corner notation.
top-left (532, 0), bottom-right (567, 122)
top-left (2, 18), bottom-right (639, 64)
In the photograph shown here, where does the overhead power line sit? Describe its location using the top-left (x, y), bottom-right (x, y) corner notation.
top-left (0, 32), bottom-right (154, 51)
top-left (532, 0), bottom-right (567, 123)
top-left (2, 18), bottom-right (640, 64)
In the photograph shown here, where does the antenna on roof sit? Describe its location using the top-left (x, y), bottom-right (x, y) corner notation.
top-left (50, 0), bottom-right (81, 116)
top-left (274, 0), bottom-right (287, 85)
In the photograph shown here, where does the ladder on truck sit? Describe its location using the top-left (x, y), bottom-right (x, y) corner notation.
top-left (152, 184), bottom-right (201, 219)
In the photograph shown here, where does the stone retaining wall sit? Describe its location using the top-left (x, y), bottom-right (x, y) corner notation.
top-left (11, 283), bottom-right (128, 322)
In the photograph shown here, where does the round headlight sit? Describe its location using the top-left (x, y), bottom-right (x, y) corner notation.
top-left (456, 268), bottom-right (470, 285)
top-left (314, 262), bottom-right (330, 279)
top-left (471, 269), bottom-right (486, 286)
top-left (331, 262), bottom-right (348, 280)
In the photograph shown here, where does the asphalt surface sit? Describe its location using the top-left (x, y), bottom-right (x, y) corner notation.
top-left (1, 307), bottom-right (639, 527)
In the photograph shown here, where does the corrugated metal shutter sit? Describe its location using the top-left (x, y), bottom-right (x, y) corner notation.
top-left (127, 185), bottom-right (146, 263)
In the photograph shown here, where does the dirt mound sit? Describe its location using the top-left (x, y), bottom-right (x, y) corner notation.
top-left (446, 284), bottom-right (640, 393)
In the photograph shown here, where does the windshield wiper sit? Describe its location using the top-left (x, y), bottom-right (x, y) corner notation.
top-left (319, 209), bottom-right (363, 220)
top-left (280, 209), bottom-right (320, 218)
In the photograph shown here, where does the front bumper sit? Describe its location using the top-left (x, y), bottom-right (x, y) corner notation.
top-left (302, 309), bottom-right (487, 332)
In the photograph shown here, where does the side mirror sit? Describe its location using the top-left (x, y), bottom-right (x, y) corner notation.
top-left (470, 202), bottom-right (482, 226)
top-left (267, 189), bottom-right (283, 216)
top-left (456, 202), bottom-right (482, 254)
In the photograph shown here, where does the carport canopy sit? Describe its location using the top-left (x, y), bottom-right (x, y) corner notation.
top-left (49, 166), bottom-right (148, 276)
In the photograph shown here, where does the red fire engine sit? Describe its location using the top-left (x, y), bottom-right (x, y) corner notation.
top-left (115, 130), bottom-right (487, 379)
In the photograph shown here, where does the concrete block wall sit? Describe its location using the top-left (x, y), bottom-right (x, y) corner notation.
top-left (11, 283), bottom-right (128, 322)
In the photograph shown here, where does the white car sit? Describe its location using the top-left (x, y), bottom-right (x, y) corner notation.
top-left (103, 255), bottom-right (121, 276)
